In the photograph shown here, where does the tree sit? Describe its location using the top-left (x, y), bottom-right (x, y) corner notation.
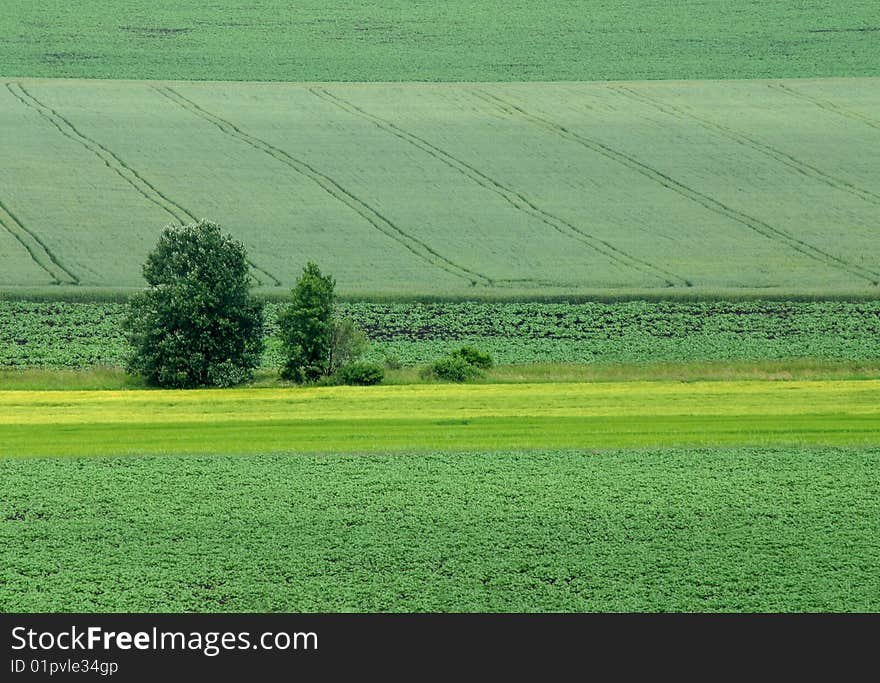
top-left (278, 262), bottom-right (335, 382)
top-left (328, 318), bottom-right (369, 375)
top-left (123, 220), bottom-right (264, 388)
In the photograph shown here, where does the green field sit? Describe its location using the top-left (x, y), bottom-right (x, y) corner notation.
top-left (1, 78), bottom-right (879, 296)
top-left (2, 448), bottom-right (878, 611)
top-left (4, 300), bottom-right (880, 369)
top-left (2, 2), bottom-right (878, 82)
top-left (2, 380), bottom-right (878, 458)
top-left (3, 1), bottom-right (879, 616)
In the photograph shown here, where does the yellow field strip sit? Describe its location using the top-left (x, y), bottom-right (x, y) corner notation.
top-left (2, 380), bottom-right (878, 425)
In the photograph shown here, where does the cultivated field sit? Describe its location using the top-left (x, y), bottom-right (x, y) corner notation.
top-left (2, 380), bottom-right (878, 458)
top-left (3, 1), bottom-right (879, 616)
top-left (2, 448), bottom-right (878, 611)
top-left (2, 2), bottom-right (877, 82)
top-left (1, 78), bottom-right (879, 296)
top-left (4, 300), bottom-right (880, 369)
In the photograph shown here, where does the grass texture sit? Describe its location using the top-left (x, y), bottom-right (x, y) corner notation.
top-left (2, 2), bottom-right (878, 82)
top-left (1, 448), bottom-right (878, 612)
top-left (3, 360), bottom-right (880, 391)
top-left (2, 380), bottom-right (878, 458)
top-left (1, 79), bottom-right (879, 295)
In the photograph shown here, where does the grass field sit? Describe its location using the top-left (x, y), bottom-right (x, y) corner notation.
top-left (2, 380), bottom-right (878, 458)
top-left (2, 448), bottom-right (878, 611)
top-left (1, 78), bottom-right (879, 296)
top-left (2, 2), bottom-right (878, 82)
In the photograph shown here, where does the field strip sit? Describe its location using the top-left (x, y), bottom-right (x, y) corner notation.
top-left (153, 86), bottom-right (493, 287)
top-left (610, 85), bottom-right (880, 207)
top-left (2, 380), bottom-right (878, 456)
top-left (770, 83), bottom-right (880, 131)
top-left (309, 87), bottom-right (690, 288)
top-left (0, 198), bottom-right (77, 284)
top-left (470, 88), bottom-right (880, 286)
top-left (5, 82), bottom-right (279, 287)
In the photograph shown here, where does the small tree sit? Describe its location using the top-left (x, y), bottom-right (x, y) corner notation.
top-left (124, 220), bottom-right (264, 388)
top-left (278, 262), bottom-right (335, 382)
top-left (329, 318), bottom-right (369, 375)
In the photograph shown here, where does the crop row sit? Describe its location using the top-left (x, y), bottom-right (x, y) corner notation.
top-left (2, 300), bottom-right (879, 369)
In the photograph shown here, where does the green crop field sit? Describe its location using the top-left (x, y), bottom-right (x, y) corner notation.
top-left (3, 1), bottom-right (880, 617)
top-left (4, 300), bottom-right (880, 370)
top-left (1, 78), bottom-right (879, 296)
top-left (2, 380), bottom-right (878, 458)
top-left (2, 448), bottom-right (878, 612)
top-left (2, 2), bottom-right (878, 82)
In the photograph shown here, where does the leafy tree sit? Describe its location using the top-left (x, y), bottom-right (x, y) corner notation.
top-left (278, 262), bottom-right (335, 382)
top-left (124, 220), bottom-right (264, 388)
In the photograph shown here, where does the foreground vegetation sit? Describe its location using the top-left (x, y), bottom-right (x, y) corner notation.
top-left (2, 2), bottom-right (877, 82)
top-left (2, 79), bottom-right (879, 295)
top-left (2, 447), bottom-right (877, 611)
top-left (2, 380), bottom-right (877, 458)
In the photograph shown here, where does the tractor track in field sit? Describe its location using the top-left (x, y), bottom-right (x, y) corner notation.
top-left (0, 197), bottom-right (78, 285)
top-left (154, 85), bottom-right (494, 288)
top-left (769, 83), bottom-right (880, 131)
top-left (611, 85), bottom-right (880, 207)
top-left (309, 87), bottom-right (689, 288)
top-left (8, 83), bottom-right (194, 225)
top-left (471, 88), bottom-right (880, 287)
top-left (7, 83), bottom-right (279, 287)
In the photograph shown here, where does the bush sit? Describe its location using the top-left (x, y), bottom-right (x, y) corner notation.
top-left (278, 262), bottom-right (335, 383)
top-left (123, 221), bottom-right (264, 388)
top-left (449, 346), bottom-right (494, 369)
top-left (335, 362), bottom-right (385, 386)
top-left (329, 318), bottom-right (369, 374)
top-left (428, 355), bottom-right (482, 382)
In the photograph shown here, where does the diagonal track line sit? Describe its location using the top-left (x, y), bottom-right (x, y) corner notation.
top-left (310, 87), bottom-right (690, 288)
top-left (769, 83), bottom-right (880, 131)
top-left (611, 85), bottom-right (880, 207)
top-left (471, 88), bottom-right (880, 286)
top-left (9, 83), bottom-right (194, 224)
top-left (154, 85), bottom-right (493, 287)
top-left (0, 198), bottom-right (78, 284)
top-left (7, 82), bottom-right (280, 287)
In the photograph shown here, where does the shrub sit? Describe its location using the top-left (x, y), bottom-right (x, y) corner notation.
top-left (335, 362), bottom-right (385, 386)
top-left (449, 346), bottom-right (494, 369)
top-left (329, 318), bottom-right (369, 374)
top-left (123, 221), bottom-right (264, 388)
top-left (428, 355), bottom-right (482, 382)
top-left (278, 262), bottom-right (335, 383)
